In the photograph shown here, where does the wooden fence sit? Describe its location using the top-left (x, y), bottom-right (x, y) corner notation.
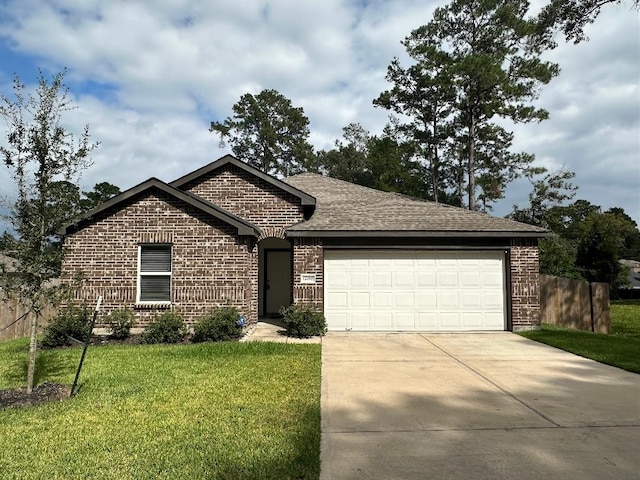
top-left (0, 295), bottom-right (57, 342)
top-left (540, 274), bottom-right (610, 333)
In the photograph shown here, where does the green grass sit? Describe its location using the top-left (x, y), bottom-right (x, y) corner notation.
top-left (610, 299), bottom-right (640, 339)
top-left (0, 339), bottom-right (321, 480)
top-left (519, 299), bottom-right (640, 374)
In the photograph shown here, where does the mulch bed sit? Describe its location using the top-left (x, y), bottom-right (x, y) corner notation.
top-left (0, 382), bottom-right (71, 410)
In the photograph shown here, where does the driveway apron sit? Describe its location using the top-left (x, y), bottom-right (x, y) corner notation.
top-left (320, 333), bottom-right (640, 480)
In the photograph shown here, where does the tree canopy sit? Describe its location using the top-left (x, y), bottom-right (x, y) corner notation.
top-left (375, 0), bottom-right (559, 210)
top-left (210, 89), bottom-right (314, 177)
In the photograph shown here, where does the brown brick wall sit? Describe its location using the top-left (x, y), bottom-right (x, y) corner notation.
top-left (183, 165), bottom-right (305, 229)
top-left (62, 190), bottom-right (253, 326)
top-left (292, 238), bottom-right (324, 308)
top-left (510, 239), bottom-right (541, 331)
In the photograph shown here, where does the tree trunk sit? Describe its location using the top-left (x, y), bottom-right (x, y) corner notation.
top-left (468, 113), bottom-right (476, 211)
top-left (432, 117), bottom-right (439, 203)
top-left (26, 312), bottom-right (38, 394)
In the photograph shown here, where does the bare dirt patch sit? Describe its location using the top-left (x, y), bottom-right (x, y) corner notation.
top-left (0, 382), bottom-right (71, 409)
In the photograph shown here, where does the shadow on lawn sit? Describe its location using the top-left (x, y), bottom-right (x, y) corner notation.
top-left (2, 343), bottom-right (77, 387)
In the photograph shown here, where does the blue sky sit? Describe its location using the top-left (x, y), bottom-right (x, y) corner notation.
top-left (0, 0), bottom-right (638, 226)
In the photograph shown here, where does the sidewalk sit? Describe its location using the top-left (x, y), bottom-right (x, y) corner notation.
top-left (241, 320), bottom-right (323, 344)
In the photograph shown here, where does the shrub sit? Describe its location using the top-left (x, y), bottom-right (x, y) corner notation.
top-left (105, 308), bottom-right (135, 339)
top-left (192, 306), bottom-right (243, 343)
top-left (42, 306), bottom-right (92, 348)
top-left (280, 304), bottom-right (327, 338)
top-left (141, 311), bottom-right (187, 344)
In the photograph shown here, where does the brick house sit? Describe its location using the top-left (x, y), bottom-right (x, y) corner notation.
top-left (60, 155), bottom-right (547, 332)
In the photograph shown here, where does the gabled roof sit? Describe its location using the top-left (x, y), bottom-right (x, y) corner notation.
top-left (169, 154), bottom-right (316, 206)
top-left (284, 173), bottom-right (549, 238)
top-left (60, 178), bottom-right (261, 237)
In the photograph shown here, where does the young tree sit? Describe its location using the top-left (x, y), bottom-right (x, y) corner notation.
top-left (0, 70), bottom-right (98, 393)
top-left (210, 89), bottom-right (314, 177)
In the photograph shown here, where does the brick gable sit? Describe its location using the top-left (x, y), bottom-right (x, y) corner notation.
top-left (62, 191), bottom-right (253, 325)
top-left (182, 164), bottom-right (305, 230)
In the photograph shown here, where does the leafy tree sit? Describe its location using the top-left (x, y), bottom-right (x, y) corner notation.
top-left (539, 233), bottom-right (581, 278)
top-left (79, 182), bottom-right (121, 212)
top-left (210, 89), bottom-right (314, 177)
top-left (537, 0), bottom-right (639, 44)
top-left (374, 41), bottom-right (455, 203)
top-left (0, 231), bottom-right (17, 254)
top-left (315, 123), bottom-right (371, 184)
top-left (605, 207), bottom-right (640, 261)
top-left (366, 133), bottom-right (433, 200)
top-left (576, 211), bottom-right (636, 291)
top-left (377, 0), bottom-right (559, 211)
top-left (0, 70), bottom-right (98, 393)
top-left (509, 168), bottom-right (577, 226)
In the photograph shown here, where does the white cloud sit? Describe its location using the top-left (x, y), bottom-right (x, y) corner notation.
top-left (0, 0), bottom-right (638, 225)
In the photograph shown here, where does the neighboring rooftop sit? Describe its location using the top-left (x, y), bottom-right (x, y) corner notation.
top-left (284, 173), bottom-right (549, 237)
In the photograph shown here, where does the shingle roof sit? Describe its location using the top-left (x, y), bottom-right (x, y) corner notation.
top-left (284, 173), bottom-right (548, 237)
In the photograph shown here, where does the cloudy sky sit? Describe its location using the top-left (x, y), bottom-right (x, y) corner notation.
top-left (0, 0), bottom-right (638, 226)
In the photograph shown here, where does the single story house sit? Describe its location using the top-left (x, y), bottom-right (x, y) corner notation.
top-left (60, 155), bottom-right (547, 332)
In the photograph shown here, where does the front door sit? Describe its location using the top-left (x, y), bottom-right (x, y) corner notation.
top-left (265, 250), bottom-right (292, 315)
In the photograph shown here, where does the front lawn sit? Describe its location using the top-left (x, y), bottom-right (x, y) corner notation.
top-left (0, 339), bottom-right (321, 480)
top-left (519, 300), bottom-right (640, 374)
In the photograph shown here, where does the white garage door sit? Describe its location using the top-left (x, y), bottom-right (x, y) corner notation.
top-left (324, 250), bottom-right (506, 331)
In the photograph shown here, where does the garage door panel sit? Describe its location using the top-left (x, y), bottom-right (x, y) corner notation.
top-left (324, 250), bottom-right (505, 332)
top-left (396, 313), bottom-right (416, 328)
top-left (416, 292), bottom-right (437, 308)
top-left (395, 271), bottom-right (414, 287)
top-left (438, 271), bottom-right (458, 287)
top-left (461, 312), bottom-right (483, 328)
top-left (350, 292), bottom-right (370, 308)
top-left (416, 271), bottom-right (436, 287)
top-left (373, 292), bottom-right (392, 307)
top-left (396, 292), bottom-right (414, 308)
top-left (327, 291), bottom-right (348, 308)
top-left (351, 313), bottom-right (370, 329)
top-left (350, 271), bottom-right (369, 287)
top-left (373, 271), bottom-right (392, 286)
top-left (372, 312), bottom-right (393, 329)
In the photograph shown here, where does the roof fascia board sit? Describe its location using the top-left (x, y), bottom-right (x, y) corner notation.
top-left (285, 230), bottom-right (549, 239)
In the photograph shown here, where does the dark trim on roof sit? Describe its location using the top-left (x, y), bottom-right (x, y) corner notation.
top-left (169, 154), bottom-right (316, 206)
top-left (285, 230), bottom-right (549, 239)
top-left (59, 178), bottom-right (261, 237)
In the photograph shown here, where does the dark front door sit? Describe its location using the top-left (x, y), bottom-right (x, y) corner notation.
top-left (265, 250), bottom-right (292, 315)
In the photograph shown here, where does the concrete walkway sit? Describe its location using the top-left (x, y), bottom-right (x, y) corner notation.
top-left (241, 320), bottom-right (322, 344)
top-left (321, 333), bottom-right (640, 480)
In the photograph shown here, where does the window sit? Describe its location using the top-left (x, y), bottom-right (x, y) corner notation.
top-left (138, 245), bottom-right (172, 303)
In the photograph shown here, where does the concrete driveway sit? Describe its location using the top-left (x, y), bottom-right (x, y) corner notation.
top-left (321, 333), bottom-right (640, 480)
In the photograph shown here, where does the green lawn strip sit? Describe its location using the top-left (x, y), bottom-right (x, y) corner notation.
top-left (0, 340), bottom-right (321, 480)
top-left (611, 299), bottom-right (640, 339)
top-left (519, 324), bottom-right (640, 374)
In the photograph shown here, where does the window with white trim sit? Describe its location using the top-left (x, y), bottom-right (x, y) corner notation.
top-left (137, 244), bottom-right (172, 303)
